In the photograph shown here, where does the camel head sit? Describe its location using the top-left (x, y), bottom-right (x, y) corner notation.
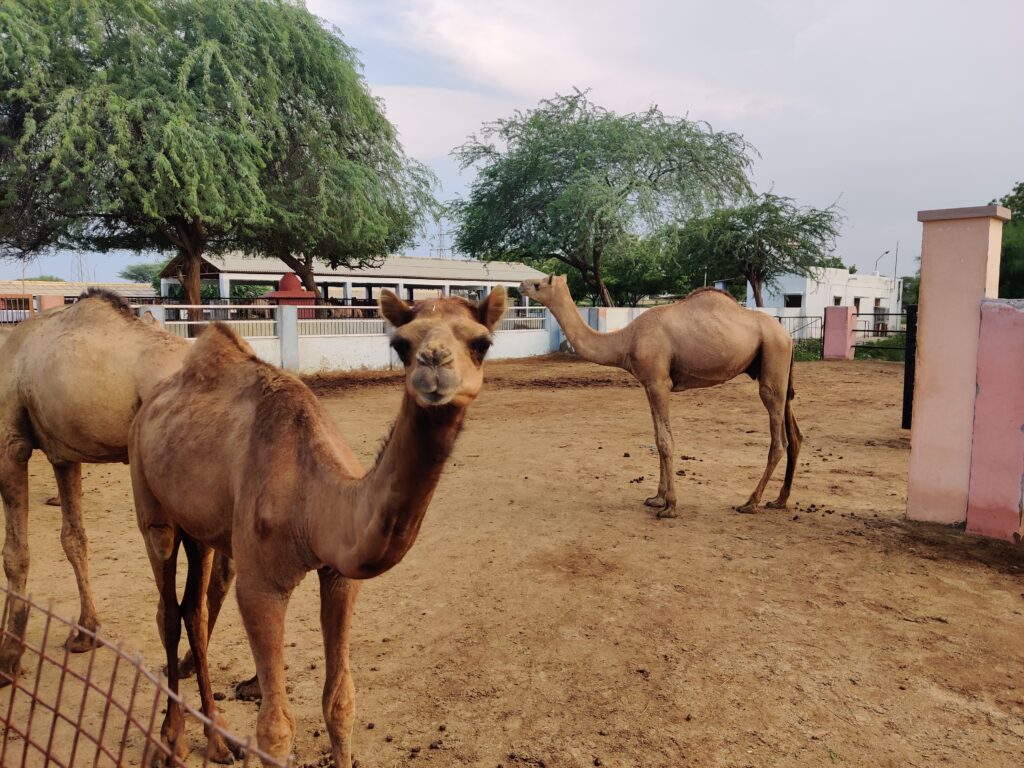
top-left (380, 288), bottom-right (507, 408)
top-left (519, 273), bottom-right (568, 306)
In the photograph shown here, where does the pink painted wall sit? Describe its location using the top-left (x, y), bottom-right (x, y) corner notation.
top-left (907, 207), bottom-right (1008, 525)
top-left (966, 300), bottom-right (1024, 541)
top-left (823, 306), bottom-right (855, 360)
top-left (38, 295), bottom-right (64, 311)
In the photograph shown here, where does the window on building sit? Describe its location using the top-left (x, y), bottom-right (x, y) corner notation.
top-left (833, 296), bottom-right (842, 306)
top-left (874, 298), bottom-right (882, 308)
top-left (854, 297), bottom-right (862, 312)
top-left (783, 294), bottom-right (803, 308)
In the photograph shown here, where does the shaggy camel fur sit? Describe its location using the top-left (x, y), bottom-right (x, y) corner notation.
top-left (0, 292), bottom-right (220, 684)
top-left (128, 288), bottom-right (506, 766)
top-left (521, 275), bottom-right (801, 517)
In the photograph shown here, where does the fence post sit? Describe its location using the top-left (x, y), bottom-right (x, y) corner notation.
top-left (901, 304), bottom-right (917, 429)
top-left (907, 205), bottom-right (1010, 526)
top-left (822, 306), bottom-right (856, 360)
top-left (279, 305), bottom-right (299, 371)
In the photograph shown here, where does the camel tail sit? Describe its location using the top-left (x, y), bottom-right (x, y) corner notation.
top-left (777, 345), bottom-right (802, 505)
top-left (787, 345), bottom-right (796, 401)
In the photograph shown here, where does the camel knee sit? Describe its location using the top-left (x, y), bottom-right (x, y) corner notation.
top-left (2, 541), bottom-right (29, 587)
top-left (257, 704), bottom-right (295, 758)
top-left (323, 675), bottom-right (356, 736)
top-left (60, 518), bottom-right (88, 559)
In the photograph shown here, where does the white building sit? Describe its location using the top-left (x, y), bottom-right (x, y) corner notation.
top-left (747, 268), bottom-right (904, 333)
top-left (158, 253), bottom-right (545, 304)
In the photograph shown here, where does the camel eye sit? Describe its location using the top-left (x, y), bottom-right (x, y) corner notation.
top-left (470, 336), bottom-right (492, 362)
top-left (390, 336), bottom-right (412, 364)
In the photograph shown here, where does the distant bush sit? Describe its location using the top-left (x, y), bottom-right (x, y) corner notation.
top-left (793, 338), bottom-right (822, 362)
top-left (854, 332), bottom-right (906, 362)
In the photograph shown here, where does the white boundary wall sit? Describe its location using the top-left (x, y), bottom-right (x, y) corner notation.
top-left (143, 305), bottom-right (558, 373)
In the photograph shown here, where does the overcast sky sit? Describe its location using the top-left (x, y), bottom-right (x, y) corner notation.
top-left (9, 0), bottom-right (1023, 281)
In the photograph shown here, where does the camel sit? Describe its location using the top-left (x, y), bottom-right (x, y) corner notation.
top-left (0, 291), bottom-right (235, 685)
top-left (521, 275), bottom-right (801, 517)
top-left (128, 287), bottom-right (507, 766)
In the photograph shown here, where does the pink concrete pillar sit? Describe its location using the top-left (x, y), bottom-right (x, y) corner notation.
top-left (907, 205), bottom-right (1010, 525)
top-left (822, 306), bottom-right (855, 360)
top-left (966, 300), bottom-right (1024, 541)
top-left (38, 295), bottom-right (64, 311)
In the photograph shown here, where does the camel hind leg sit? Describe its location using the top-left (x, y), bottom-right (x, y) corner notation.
top-left (180, 536), bottom-right (240, 764)
top-left (52, 462), bottom-right (100, 652)
top-left (319, 568), bottom-right (361, 768)
top-left (738, 356), bottom-right (789, 514)
top-left (767, 399), bottom-right (802, 509)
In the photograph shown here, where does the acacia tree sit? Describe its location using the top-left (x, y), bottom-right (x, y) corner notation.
top-left (450, 91), bottom-right (754, 306)
top-left (994, 181), bottom-right (1023, 298)
top-left (231, 1), bottom-right (436, 297)
top-left (1, 0), bottom-right (431, 304)
top-left (673, 193), bottom-right (843, 307)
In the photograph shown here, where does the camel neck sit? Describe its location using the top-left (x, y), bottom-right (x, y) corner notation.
top-left (546, 293), bottom-right (630, 368)
top-left (311, 392), bottom-right (465, 579)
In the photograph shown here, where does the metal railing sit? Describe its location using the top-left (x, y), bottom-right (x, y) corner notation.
top-left (298, 306), bottom-right (386, 336)
top-left (497, 307), bottom-right (548, 332)
top-left (854, 311), bottom-right (904, 339)
top-left (775, 315), bottom-right (823, 341)
top-left (0, 587), bottom-right (289, 767)
top-left (160, 305), bottom-right (279, 339)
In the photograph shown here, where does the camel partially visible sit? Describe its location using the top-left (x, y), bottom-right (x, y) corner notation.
top-left (522, 275), bottom-right (801, 517)
top-left (0, 292), bottom-right (226, 685)
top-left (128, 288), bottom-right (506, 766)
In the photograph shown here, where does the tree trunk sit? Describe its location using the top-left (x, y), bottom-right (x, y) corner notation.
top-left (276, 250), bottom-right (323, 299)
top-left (750, 277), bottom-right (765, 307)
top-left (591, 251), bottom-right (615, 307)
top-left (181, 247), bottom-right (203, 306)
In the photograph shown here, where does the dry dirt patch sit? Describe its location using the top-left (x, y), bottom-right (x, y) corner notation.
top-left (6, 357), bottom-right (1024, 767)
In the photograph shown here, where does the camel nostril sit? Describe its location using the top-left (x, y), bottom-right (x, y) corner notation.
top-left (416, 346), bottom-right (453, 368)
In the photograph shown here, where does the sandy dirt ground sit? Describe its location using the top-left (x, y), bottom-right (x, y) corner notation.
top-left (3, 356), bottom-right (1024, 767)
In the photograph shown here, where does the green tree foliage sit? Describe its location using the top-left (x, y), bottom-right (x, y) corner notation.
top-left (901, 274), bottom-right (919, 305)
top-left (451, 91), bottom-right (755, 306)
top-left (995, 181), bottom-right (1024, 298)
top-left (28, 274), bottom-right (64, 281)
top-left (119, 259), bottom-right (170, 287)
top-left (673, 193), bottom-right (843, 307)
top-left (1, 0), bottom-right (433, 304)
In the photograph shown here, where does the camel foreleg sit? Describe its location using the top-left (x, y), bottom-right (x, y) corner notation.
top-left (0, 451), bottom-right (29, 686)
top-left (319, 568), bottom-right (361, 768)
top-left (642, 380), bottom-right (677, 518)
top-left (52, 462), bottom-right (100, 652)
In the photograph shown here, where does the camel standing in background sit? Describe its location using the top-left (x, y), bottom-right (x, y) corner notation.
top-left (128, 288), bottom-right (506, 766)
top-left (0, 292), bottom-right (235, 685)
top-left (521, 275), bottom-right (801, 517)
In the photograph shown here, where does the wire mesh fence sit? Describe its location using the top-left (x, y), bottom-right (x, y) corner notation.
top-left (0, 587), bottom-right (289, 767)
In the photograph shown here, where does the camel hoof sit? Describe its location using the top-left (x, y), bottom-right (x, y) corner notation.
top-left (656, 505), bottom-right (678, 519)
top-left (735, 503), bottom-right (758, 514)
top-left (65, 628), bottom-right (98, 653)
top-left (644, 495), bottom-right (666, 508)
top-left (179, 650), bottom-right (196, 678)
top-left (207, 733), bottom-right (239, 764)
top-left (234, 675), bottom-right (262, 701)
top-left (152, 733), bottom-right (189, 768)
top-left (0, 663), bottom-right (19, 688)
top-left (765, 499), bottom-right (788, 510)
top-left (45, 496), bottom-right (61, 507)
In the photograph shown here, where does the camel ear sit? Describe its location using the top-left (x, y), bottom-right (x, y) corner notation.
top-left (141, 310), bottom-right (157, 325)
top-left (380, 290), bottom-right (413, 327)
top-left (546, 274), bottom-right (554, 285)
top-left (476, 286), bottom-right (507, 330)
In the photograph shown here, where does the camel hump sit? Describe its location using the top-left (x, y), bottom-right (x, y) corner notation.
top-left (78, 288), bottom-right (134, 315)
top-left (180, 322), bottom-right (260, 381)
top-left (682, 286), bottom-right (739, 303)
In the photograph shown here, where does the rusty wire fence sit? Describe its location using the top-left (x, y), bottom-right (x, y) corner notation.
top-left (0, 587), bottom-right (289, 767)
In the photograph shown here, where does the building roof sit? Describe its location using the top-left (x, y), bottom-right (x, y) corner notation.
top-left (0, 280), bottom-right (157, 297)
top-left (160, 253), bottom-right (546, 284)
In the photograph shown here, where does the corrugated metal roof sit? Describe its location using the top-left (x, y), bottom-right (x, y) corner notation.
top-left (161, 253), bottom-right (546, 283)
top-left (0, 281), bottom-right (157, 297)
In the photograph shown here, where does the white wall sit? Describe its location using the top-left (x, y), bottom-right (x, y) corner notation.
top-left (489, 329), bottom-right (551, 360)
top-left (297, 335), bottom-right (397, 374)
top-left (746, 268), bottom-right (902, 318)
